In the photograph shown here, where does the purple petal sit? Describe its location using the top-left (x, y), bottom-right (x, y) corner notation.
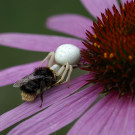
top-left (0, 73), bottom-right (94, 131)
top-left (68, 94), bottom-right (132, 135)
top-left (124, 99), bottom-right (135, 135)
top-left (8, 83), bottom-right (103, 135)
top-left (46, 14), bottom-right (93, 39)
top-left (0, 33), bottom-right (83, 52)
top-left (81, 0), bottom-right (119, 19)
top-left (68, 93), bottom-right (118, 135)
top-left (99, 95), bottom-right (132, 135)
top-left (96, 96), bottom-right (131, 135)
top-left (0, 61), bottom-right (41, 87)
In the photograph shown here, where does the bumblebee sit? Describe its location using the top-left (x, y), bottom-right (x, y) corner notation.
top-left (13, 67), bottom-right (56, 107)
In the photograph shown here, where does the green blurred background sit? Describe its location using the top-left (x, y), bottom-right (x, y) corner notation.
top-left (0, 0), bottom-right (90, 134)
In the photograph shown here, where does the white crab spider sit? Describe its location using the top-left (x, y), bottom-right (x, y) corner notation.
top-left (41, 44), bottom-right (81, 86)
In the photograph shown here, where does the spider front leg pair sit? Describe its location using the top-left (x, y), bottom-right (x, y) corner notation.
top-left (55, 62), bottom-right (73, 87)
top-left (41, 44), bottom-right (81, 86)
top-left (41, 51), bottom-right (73, 87)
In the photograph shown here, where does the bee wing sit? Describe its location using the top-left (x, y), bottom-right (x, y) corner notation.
top-left (13, 73), bottom-right (44, 87)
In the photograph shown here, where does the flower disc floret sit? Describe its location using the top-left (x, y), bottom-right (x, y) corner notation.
top-left (82, 1), bottom-right (135, 95)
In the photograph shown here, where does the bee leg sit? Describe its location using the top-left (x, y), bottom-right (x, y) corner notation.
top-left (39, 90), bottom-right (43, 107)
top-left (41, 52), bottom-right (55, 67)
top-left (39, 81), bottom-right (46, 107)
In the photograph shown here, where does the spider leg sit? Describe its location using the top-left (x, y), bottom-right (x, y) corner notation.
top-left (55, 63), bottom-right (70, 85)
top-left (48, 52), bottom-right (55, 67)
top-left (62, 65), bottom-right (73, 87)
top-left (55, 64), bottom-right (65, 76)
top-left (41, 52), bottom-right (55, 67)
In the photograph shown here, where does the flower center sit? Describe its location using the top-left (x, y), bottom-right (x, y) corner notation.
top-left (81, 1), bottom-right (135, 95)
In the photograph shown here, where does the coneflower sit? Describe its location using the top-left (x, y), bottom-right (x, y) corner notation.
top-left (0, 0), bottom-right (135, 135)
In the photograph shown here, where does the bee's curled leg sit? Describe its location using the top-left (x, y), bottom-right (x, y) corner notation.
top-left (39, 81), bottom-right (46, 107)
